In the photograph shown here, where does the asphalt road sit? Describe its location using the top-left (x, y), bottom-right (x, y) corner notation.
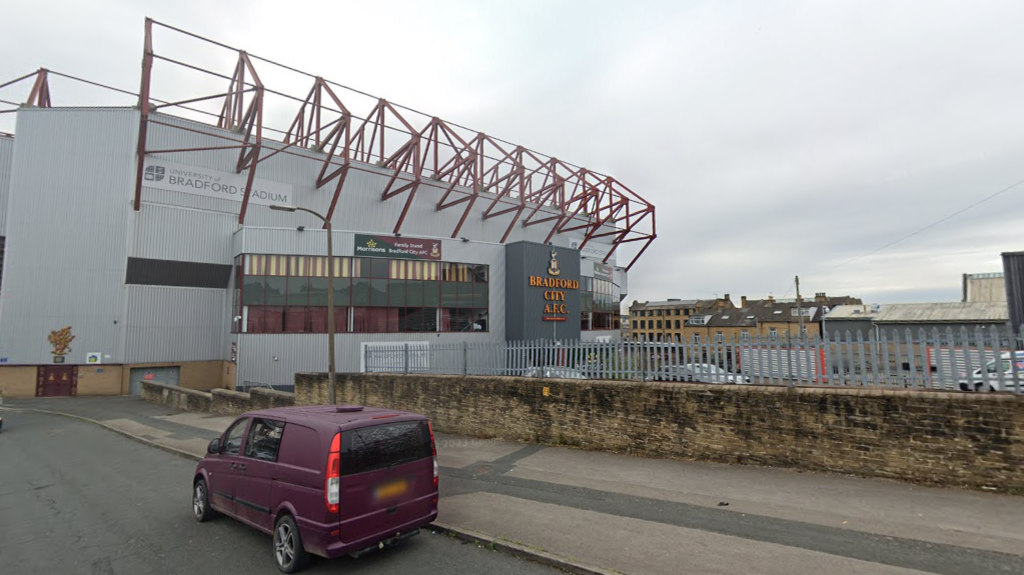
top-left (0, 410), bottom-right (560, 575)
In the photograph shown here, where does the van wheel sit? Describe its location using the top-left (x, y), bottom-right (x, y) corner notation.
top-left (193, 479), bottom-right (215, 523)
top-left (274, 515), bottom-right (310, 573)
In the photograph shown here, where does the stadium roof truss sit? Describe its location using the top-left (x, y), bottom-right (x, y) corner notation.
top-left (0, 19), bottom-right (657, 270)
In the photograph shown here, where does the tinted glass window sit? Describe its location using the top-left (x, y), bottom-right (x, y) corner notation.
top-left (242, 276), bottom-right (265, 305)
top-left (223, 418), bottom-right (249, 456)
top-left (244, 419), bottom-right (285, 462)
top-left (340, 420), bottom-right (432, 476)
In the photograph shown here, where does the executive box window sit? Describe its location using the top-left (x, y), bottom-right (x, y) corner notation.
top-left (581, 276), bottom-right (620, 331)
top-left (236, 255), bottom-right (488, 334)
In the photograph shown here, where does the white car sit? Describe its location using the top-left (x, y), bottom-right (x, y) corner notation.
top-left (958, 351), bottom-right (1024, 392)
top-left (522, 366), bottom-right (589, 380)
top-left (654, 363), bottom-right (751, 384)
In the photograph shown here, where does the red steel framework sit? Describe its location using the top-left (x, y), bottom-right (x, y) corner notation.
top-left (5, 19), bottom-right (657, 270)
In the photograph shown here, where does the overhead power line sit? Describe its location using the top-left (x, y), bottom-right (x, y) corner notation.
top-left (815, 174), bottom-right (1024, 275)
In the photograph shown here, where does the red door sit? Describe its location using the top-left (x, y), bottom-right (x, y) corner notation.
top-left (36, 366), bottom-right (77, 397)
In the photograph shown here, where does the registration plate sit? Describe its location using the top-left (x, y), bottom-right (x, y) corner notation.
top-left (375, 479), bottom-right (409, 501)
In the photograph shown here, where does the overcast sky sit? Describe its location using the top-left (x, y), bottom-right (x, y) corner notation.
top-left (3, 1), bottom-right (1023, 308)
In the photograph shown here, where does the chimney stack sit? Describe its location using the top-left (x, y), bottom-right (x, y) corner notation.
top-left (741, 295), bottom-right (748, 307)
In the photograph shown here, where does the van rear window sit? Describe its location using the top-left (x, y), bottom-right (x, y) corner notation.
top-left (340, 420), bottom-right (432, 476)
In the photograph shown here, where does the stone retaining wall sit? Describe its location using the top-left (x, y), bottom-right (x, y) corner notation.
top-left (142, 381), bottom-right (212, 413)
top-left (143, 383), bottom-right (295, 415)
top-left (250, 388), bottom-right (297, 411)
top-left (295, 372), bottom-right (1024, 492)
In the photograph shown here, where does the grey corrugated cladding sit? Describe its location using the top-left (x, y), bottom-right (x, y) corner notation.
top-left (0, 135), bottom-right (13, 237)
top-left (124, 286), bottom-right (226, 363)
top-left (0, 109), bottom-right (137, 364)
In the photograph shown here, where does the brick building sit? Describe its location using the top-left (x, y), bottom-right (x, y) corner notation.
top-left (627, 296), bottom-right (735, 342)
top-left (628, 293), bottom-right (862, 342)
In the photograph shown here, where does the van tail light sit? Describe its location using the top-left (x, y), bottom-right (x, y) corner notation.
top-left (326, 432), bottom-right (341, 515)
top-left (428, 421), bottom-right (438, 490)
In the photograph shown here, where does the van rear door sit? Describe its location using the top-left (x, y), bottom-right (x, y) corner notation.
top-left (337, 419), bottom-right (435, 544)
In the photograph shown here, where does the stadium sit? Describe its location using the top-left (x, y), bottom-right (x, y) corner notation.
top-left (0, 19), bottom-right (655, 397)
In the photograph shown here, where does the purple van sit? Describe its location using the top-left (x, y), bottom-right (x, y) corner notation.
top-left (192, 405), bottom-right (439, 572)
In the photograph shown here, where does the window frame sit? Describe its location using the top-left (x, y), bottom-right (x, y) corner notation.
top-left (221, 417), bottom-right (250, 456)
top-left (243, 418), bottom-right (286, 462)
top-left (237, 253), bottom-right (490, 334)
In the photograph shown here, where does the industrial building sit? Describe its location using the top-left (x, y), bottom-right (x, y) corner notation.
top-left (0, 21), bottom-right (655, 398)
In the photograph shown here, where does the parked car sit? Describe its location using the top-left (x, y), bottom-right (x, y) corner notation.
top-left (192, 405), bottom-right (439, 573)
top-left (524, 364), bottom-right (589, 378)
top-left (958, 351), bottom-right (1024, 392)
top-left (652, 363), bottom-right (751, 384)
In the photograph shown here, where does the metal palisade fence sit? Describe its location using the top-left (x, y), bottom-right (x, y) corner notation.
top-left (363, 327), bottom-right (1024, 394)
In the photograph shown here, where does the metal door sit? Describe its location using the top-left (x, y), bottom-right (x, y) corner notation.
top-left (36, 366), bottom-right (77, 397)
top-left (129, 366), bottom-right (181, 395)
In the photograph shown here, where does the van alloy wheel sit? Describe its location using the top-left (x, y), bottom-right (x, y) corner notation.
top-left (273, 515), bottom-right (309, 573)
top-left (275, 523), bottom-right (295, 567)
top-left (193, 479), bottom-right (213, 522)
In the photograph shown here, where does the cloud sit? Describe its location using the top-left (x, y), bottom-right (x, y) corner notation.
top-left (2, 0), bottom-right (1023, 309)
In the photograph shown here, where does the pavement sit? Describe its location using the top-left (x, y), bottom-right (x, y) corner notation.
top-left (4, 396), bottom-right (1024, 575)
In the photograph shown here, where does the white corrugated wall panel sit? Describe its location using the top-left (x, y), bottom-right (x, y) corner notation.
top-left (142, 115), bottom-right (613, 256)
top-left (133, 203), bottom-right (237, 264)
top-left (0, 135), bottom-right (14, 237)
top-left (0, 108), bottom-right (137, 364)
top-left (124, 286), bottom-right (226, 363)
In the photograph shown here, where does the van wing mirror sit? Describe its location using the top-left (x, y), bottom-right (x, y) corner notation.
top-left (208, 438), bottom-right (221, 454)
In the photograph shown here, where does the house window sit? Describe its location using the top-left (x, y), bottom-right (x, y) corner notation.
top-left (768, 327), bottom-right (778, 340)
top-left (692, 334), bottom-right (701, 344)
top-left (674, 320), bottom-right (680, 329)
top-left (657, 320), bottom-right (662, 329)
top-left (238, 254), bottom-right (488, 334)
top-left (715, 331), bottom-right (724, 343)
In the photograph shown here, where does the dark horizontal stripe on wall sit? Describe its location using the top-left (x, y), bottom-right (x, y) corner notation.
top-left (126, 258), bottom-right (232, 289)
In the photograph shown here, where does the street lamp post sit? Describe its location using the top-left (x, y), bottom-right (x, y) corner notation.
top-left (270, 204), bottom-right (336, 405)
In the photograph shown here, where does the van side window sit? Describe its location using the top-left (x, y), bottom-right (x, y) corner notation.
top-left (244, 419), bottom-right (285, 462)
top-left (277, 424), bottom-right (322, 470)
top-left (222, 418), bottom-right (249, 456)
top-left (341, 421), bottom-right (432, 476)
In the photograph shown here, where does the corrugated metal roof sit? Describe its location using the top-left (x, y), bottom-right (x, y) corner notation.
top-left (632, 299), bottom-right (699, 308)
top-left (823, 305), bottom-right (879, 320)
top-left (873, 302), bottom-right (1008, 324)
